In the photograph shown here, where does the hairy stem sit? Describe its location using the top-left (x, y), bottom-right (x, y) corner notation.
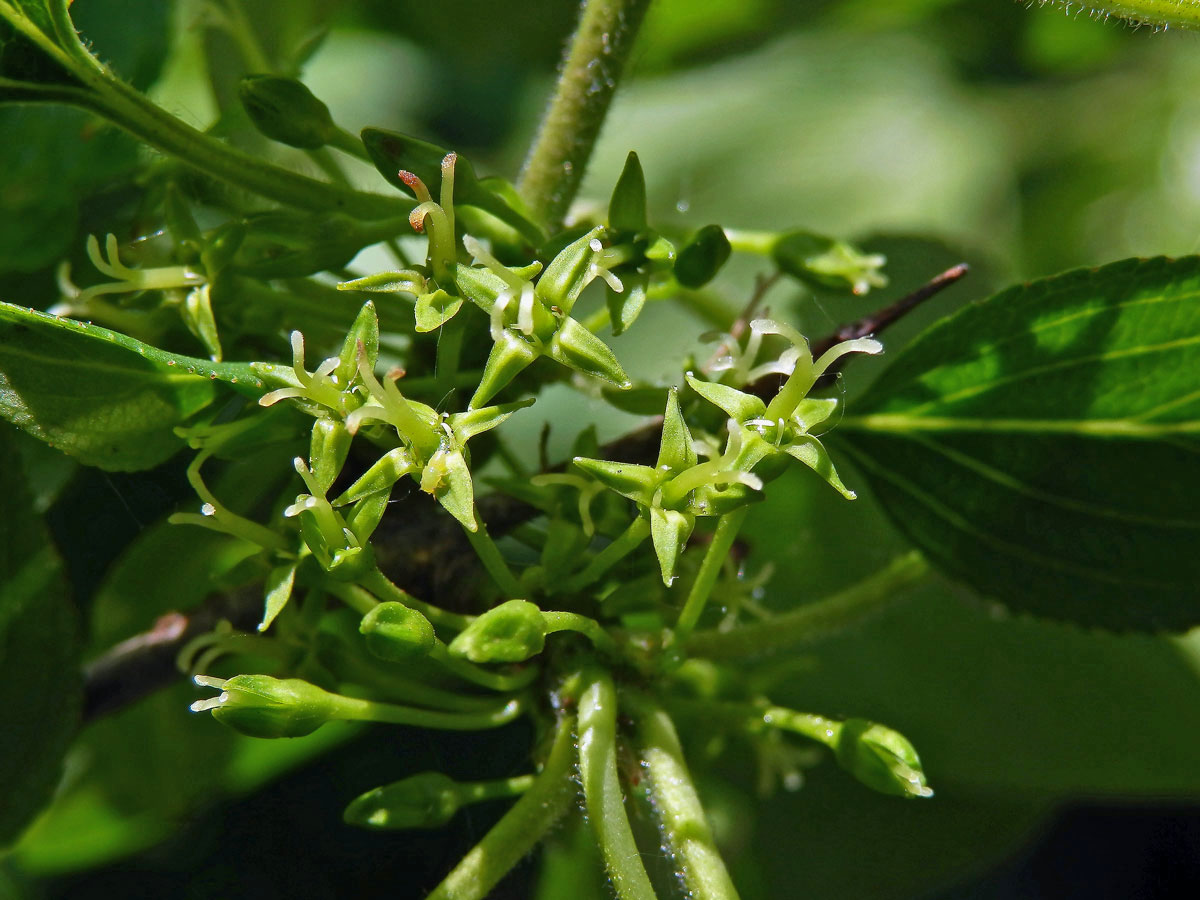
top-left (684, 552), bottom-right (930, 660)
top-left (577, 666), bottom-right (657, 900)
top-left (631, 697), bottom-right (741, 900)
top-left (427, 715), bottom-right (579, 900)
top-left (517, 0), bottom-right (654, 231)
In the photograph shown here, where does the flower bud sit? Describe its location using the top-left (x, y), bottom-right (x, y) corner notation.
top-left (834, 719), bottom-right (933, 799)
top-left (309, 417), bottom-right (352, 496)
top-left (238, 75), bottom-right (336, 149)
top-left (675, 224), bottom-right (731, 288)
top-left (360, 602), bottom-right (436, 661)
top-left (344, 772), bottom-right (461, 829)
top-left (448, 599), bottom-right (546, 663)
top-left (772, 231), bottom-right (886, 295)
top-left (191, 674), bottom-right (340, 739)
top-left (608, 151), bottom-right (647, 233)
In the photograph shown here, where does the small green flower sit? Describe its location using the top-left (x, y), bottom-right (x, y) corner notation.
top-left (834, 719), bottom-right (933, 799)
top-left (686, 318), bottom-right (882, 500)
top-left (360, 602), bottom-right (437, 661)
top-left (448, 599), bottom-right (547, 663)
top-left (573, 389), bottom-right (760, 585)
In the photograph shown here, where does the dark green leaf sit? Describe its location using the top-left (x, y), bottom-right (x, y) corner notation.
top-left (608, 150), bottom-right (647, 233)
top-left (835, 256), bottom-right (1200, 630)
top-left (0, 424), bottom-right (80, 845)
top-left (0, 302), bottom-right (285, 470)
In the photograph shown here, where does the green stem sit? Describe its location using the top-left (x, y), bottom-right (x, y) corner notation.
top-left (672, 507), bottom-right (749, 646)
top-left (516, 0), bottom-right (654, 232)
top-left (464, 519), bottom-right (524, 599)
top-left (631, 696), bottom-right (741, 900)
top-left (333, 653), bottom-right (511, 714)
top-left (336, 692), bottom-right (524, 731)
top-left (427, 715), bottom-right (579, 900)
top-left (577, 666), bottom-right (656, 900)
top-left (429, 642), bottom-right (539, 693)
top-left (329, 125), bottom-right (371, 161)
top-left (684, 552), bottom-right (930, 660)
top-left (723, 229), bottom-right (778, 256)
top-left (560, 516), bottom-right (650, 594)
top-left (355, 569), bottom-right (474, 632)
top-left (542, 611), bottom-right (619, 656)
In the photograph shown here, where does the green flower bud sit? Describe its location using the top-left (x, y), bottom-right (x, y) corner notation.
top-left (238, 75), bottom-right (336, 149)
top-left (675, 224), bottom-right (731, 288)
top-left (536, 226), bottom-right (606, 313)
top-left (834, 719), bottom-right (933, 799)
top-left (772, 231), bottom-right (886, 296)
top-left (191, 674), bottom-right (339, 739)
top-left (547, 317), bottom-right (631, 388)
top-left (608, 150), bottom-right (647, 233)
top-left (344, 772), bottom-right (461, 830)
top-left (448, 599), bottom-right (546, 663)
top-left (360, 602), bottom-right (436, 661)
top-left (309, 417), bottom-right (353, 496)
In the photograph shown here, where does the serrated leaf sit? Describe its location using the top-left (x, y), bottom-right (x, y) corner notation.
top-left (835, 256), bottom-right (1200, 631)
top-left (0, 302), bottom-right (284, 470)
top-left (0, 424), bottom-right (80, 845)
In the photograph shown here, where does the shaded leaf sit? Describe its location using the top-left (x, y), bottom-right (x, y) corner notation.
top-left (835, 256), bottom-right (1200, 630)
top-left (0, 424), bottom-right (80, 845)
top-left (0, 302), bottom-right (287, 470)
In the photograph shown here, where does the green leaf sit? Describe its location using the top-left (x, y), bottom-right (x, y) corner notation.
top-left (608, 151), bottom-right (647, 233)
top-left (0, 302), bottom-right (286, 470)
top-left (835, 256), bottom-right (1200, 631)
top-left (674, 224), bottom-right (731, 289)
top-left (0, 424), bottom-right (80, 846)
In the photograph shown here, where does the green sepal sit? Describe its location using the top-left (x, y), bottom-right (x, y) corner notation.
top-left (336, 301), bottom-right (380, 384)
top-left (193, 674), bottom-right (339, 739)
top-left (337, 270), bottom-right (427, 296)
top-left (685, 373), bottom-right (766, 423)
top-left (182, 283), bottom-right (222, 361)
top-left (310, 417), bottom-right (353, 495)
top-left (360, 128), bottom-right (544, 244)
top-left (785, 435), bottom-right (856, 499)
top-left (606, 270), bottom-right (648, 336)
top-left (536, 226), bottom-right (606, 313)
top-left (834, 719), bottom-right (933, 799)
top-left (608, 151), bottom-right (647, 233)
top-left (344, 772), bottom-right (461, 829)
top-left (792, 397), bottom-right (839, 432)
top-left (345, 491), bottom-right (389, 544)
top-left (238, 74), bottom-right (336, 149)
top-left (650, 506), bottom-right (695, 586)
top-left (675, 224), bottom-right (731, 288)
top-left (334, 447), bottom-right (417, 506)
top-left (644, 234), bottom-right (676, 262)
top-left (359, 602), bottom-right (436, 661)
top-left (422, 446), bottom-right (476, 531)
top-left (414, 289), bottom-right (463, 333)
top-left (689, 480), bottom-right (764, 518)
top-left (772, 230), bottom-right (886, 295)
top-left (259, 561), bottom-right (298, 633)
top-left (449, 398), bottom-right (534, 443)
top-left (454, 262), bottom-right (542, 311)
top-left (448, 599), bottom-right (546, 663)
top-left (547, 317), bottom-right (631, 388)
top-left (658, 388), bottom-right (697, 472)
top-left (327, 544), bottom-right (376, 582)
top-left (572, 457), bottom-right (660, 505)
top-left (471, 331), bottom-right (540, 409)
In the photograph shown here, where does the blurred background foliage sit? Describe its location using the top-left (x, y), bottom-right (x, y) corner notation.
top-left (3, 0), bottom-right (1200, 897)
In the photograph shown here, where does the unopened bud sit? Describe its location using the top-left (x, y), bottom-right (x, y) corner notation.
top-left (834, 719), bottom-right (933, 799)
top-left (448, 599), bottom-right (546, 663)
top-left (360, 602), bottom-right (436, 661)
top-left (344, 772), bottom-right (461, 829)
top-left (238, 75), bottom-right (336, 149)
top-left (191, 674), bottom-right (339, 739)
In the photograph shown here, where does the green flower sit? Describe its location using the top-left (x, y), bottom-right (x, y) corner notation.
top-left (686, 318), bottom-right (882, 500)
